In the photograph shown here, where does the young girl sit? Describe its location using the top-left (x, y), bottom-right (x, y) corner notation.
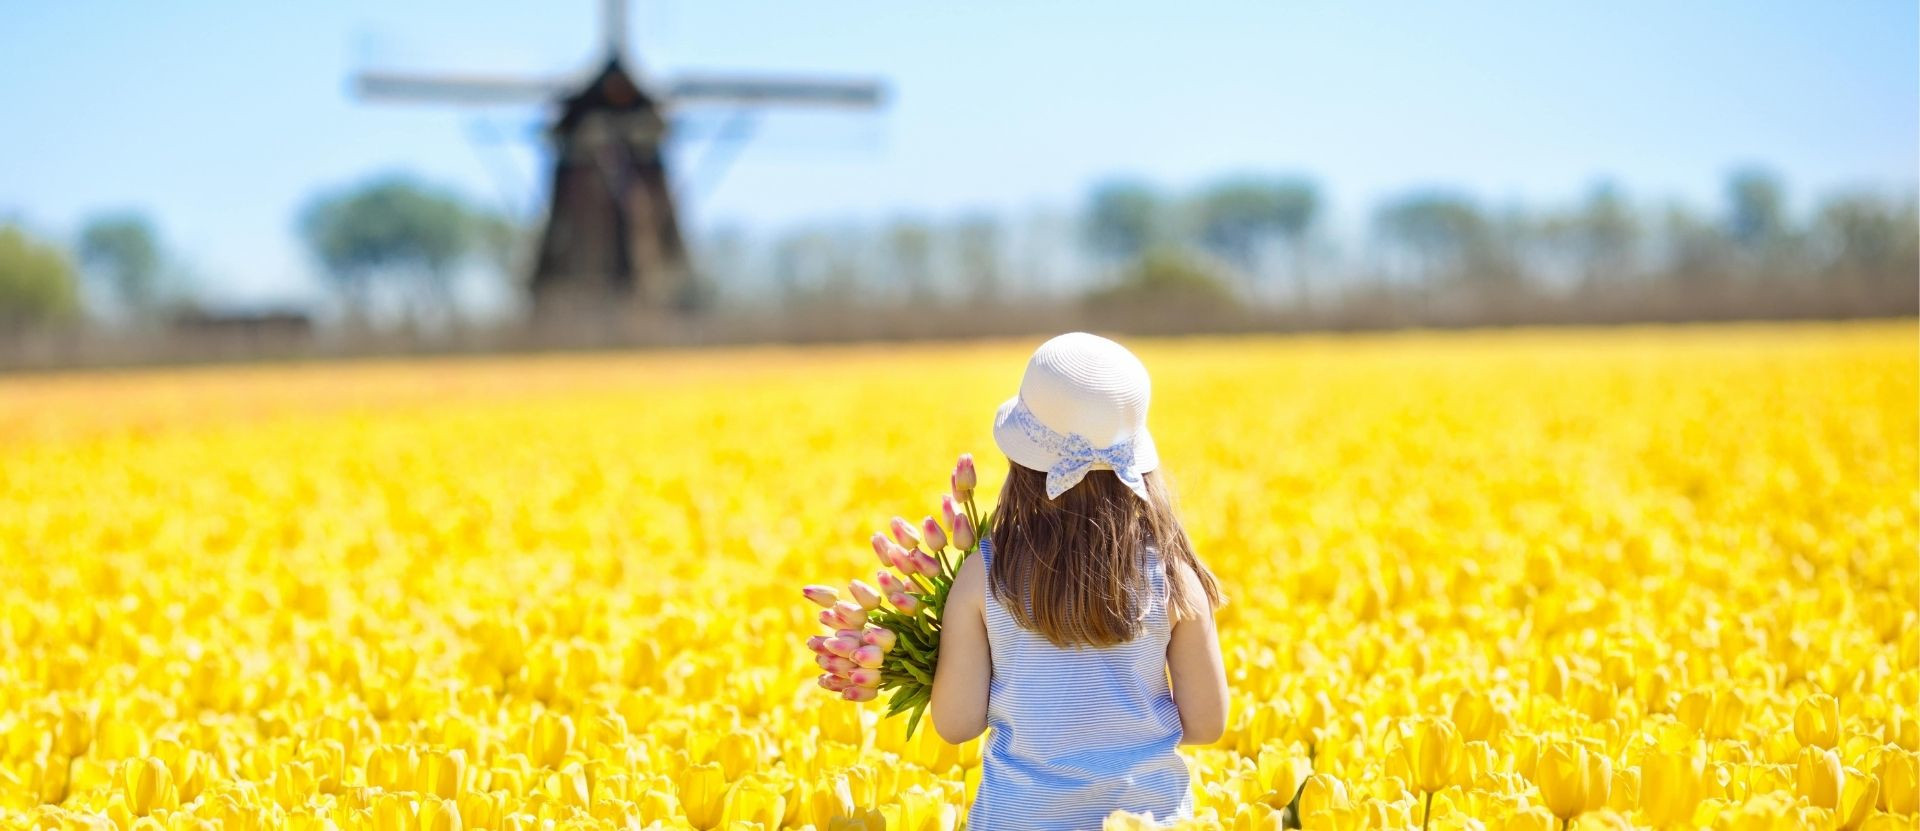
top-left (930, 332), bottom-right (1229, 830)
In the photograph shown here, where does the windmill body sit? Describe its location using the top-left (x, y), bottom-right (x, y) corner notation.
top-left (354, 1), bottom-right (884, 325)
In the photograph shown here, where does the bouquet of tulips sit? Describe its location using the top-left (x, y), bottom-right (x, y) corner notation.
top-left (802, 453), bottom-right (988, 739)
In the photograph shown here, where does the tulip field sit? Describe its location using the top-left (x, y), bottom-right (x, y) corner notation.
top-left (1, 321), bottom-right (1916, 831)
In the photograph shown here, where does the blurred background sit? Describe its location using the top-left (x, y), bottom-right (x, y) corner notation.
top-left (0, 1), bottom-right (1914, 368)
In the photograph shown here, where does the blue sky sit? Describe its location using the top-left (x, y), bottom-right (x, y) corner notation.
top-left (1, 1), bottom-right (1914, 306)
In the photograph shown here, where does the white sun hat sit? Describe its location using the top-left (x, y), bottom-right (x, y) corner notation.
top-left (993, 332), bottom-right (1159, 501)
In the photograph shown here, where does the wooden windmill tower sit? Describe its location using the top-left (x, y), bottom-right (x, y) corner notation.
top-left (355, 1), bottom-right (884, 323)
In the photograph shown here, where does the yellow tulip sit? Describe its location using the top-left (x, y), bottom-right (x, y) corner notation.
top-left (1796, 746), bottom-right (1843, 809)
top-left (418, 796), bottom-right (464, 831)
top-left (1504, 806), bottom-right (1556, 831)
top-left (1836, 766), bottom-right (1880, 831)
top-left (1536, 741), bottom-right (1590, 822)
top-left (529, 711), bottom-right (575, 769)
top-left (1794, 694), bottom-right (1842, 749)
top-left (679, 762), bottom-right (728, 830)
top-left (720, 776), bottom-right (786, 830)
top-left (1403, 718), bottom-right (1465, 794)
top-left (119, 757), bottom-right (178, 817)
top-left (1879, 747), bottom-right (1918, 815)
top-left (1639, 748), bottom-right (1705, 827)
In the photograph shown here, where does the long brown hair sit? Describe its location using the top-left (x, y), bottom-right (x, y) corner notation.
top-left (987, 461), bottom-right (1223, 647)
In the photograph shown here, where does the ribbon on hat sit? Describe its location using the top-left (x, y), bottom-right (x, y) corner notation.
top-left (1006, 400), bottom-right (1150, 502)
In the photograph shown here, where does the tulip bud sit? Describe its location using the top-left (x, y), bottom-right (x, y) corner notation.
top-left (821, 655), bottom-right (856, 675)
top-left (890, 517), bottom-right (922, 550)
top-left (818, 674), bottom-right (851, 692)
top-left (921, 517), bottom-right (947, 552)
top-left (890, 592), bottom-right (922, 615)
top-left (908, 550), bottom-right (941, 577)
top-left (848, 668), bottom-right (882, 688)
top-left (848, 580), bottom-right (883, 611)
top-left (831, 601), bottom-right (869, 628)
top-left (835, 628), bottom-right (864, 641)
top-left (940, 495), bottom-right (959, 532)
top-left (861, 627), bottom-right (897, 653)
top-left (802, 585), bottom-right (839, 608)
top-left (952, 514), bottom-right (976, 551)
top-left (842, 686), bottom-right (878, 703)
top-left (851, 645), bottom-right (884, 668)
top-left (805, 636), bottom-right (829, 655)
top-left (877, 570), bottom-right (905, 595)
top-left (954, 453), bottom-right (977, 493)
top-left (825, 637), bottom-right (859, 659)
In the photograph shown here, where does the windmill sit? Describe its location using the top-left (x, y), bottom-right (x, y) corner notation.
top-left (354, 0), bottom-right (885, 322)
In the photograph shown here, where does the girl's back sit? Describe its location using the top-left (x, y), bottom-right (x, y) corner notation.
top-left (970, 536), bottom-right (1191, 830)
top-left (928, 332), bottom-right (1227, 830)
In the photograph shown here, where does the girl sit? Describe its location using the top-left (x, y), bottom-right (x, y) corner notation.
top-left (930, 332), bottom-right (1229, 830)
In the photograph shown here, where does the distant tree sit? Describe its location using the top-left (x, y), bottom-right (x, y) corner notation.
top-left (952, 214), bottom-right (1003, 304)
top-left (1192, 176), bottom-right (1319, 278)
top-left (0, 224), bottom-right (82, 328)
top-left (1813, 192), bottom-right (1920, 294)
top-left (1726, 167), bottom-right (1786, 249)
top-left (298, 174), bottom-right (480, 322)
top-left (1084, 180), bottom-right (1163, 263)
top-left (885, 218), bottom-right (934, 301)
top-left (1659, 203), bottom-right (1735, 288)
top-left (77, 212), bottom-right (163, 317)
top-left (1084, 245), bottom-right (1238, 314)
top-left (1375, 192), bottom-right (1486, 285)
top-left (1572, 182), bottom-right (1638, 286)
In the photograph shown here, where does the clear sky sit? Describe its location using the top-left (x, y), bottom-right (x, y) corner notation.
top-left (2, 1), bottom-right (1914, 307)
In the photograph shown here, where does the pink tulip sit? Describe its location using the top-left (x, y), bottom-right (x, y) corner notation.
top-left (842, 686), bottom-right (878, 702)
top-left (871, 533), bottom-right (896, 566)
top-left (952, 513), bottom-right (976, 551)
top-left (825, 636), bottom-right (859, 659)
top-left (806, 635), bottom-right (829, 655)
top-left (860, 627), bottom-right (897, 653)
top-left (954, 454), bottom-right (977, 494)
top-left (819, 674), bottom-right (852, 692)
top-left (890, 592), bottom-right (922, 615)
top-left (820, 655), bottom-right (856, 674)
top-left (835, 628), bottom-right (864, 641)
top-left (876, 570), bottom-right (905, 595)
top-left (922, 516), bottom-right (947, 552)
top-left (851, 644), bottom-right (884, 668)
top-left (832, 601), bottom-right (868, 628)
top-left (940, 495), bottom-right (959, 533)
top-left (848, 580), bottom-right (883, 611)
top-left (848, 667), bottom-right (882, 687)
top-left (802, 585), bottom-right (839, 608)
top-left (889, 516), bottom-right (922, 550)
top-left (907, 550), bottom-right (941, 577)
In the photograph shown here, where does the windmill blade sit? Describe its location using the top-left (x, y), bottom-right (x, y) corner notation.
top-left (354, 71), bottom-right (571, 105)
top-left (665, 74), bottom-right (885, 109)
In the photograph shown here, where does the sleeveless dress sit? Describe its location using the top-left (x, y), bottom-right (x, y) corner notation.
top-left (968, 536), bottom-right (1192, 830)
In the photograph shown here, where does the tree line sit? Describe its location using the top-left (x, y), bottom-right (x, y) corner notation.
top-left (1, 166), bottom-right (1912, 332)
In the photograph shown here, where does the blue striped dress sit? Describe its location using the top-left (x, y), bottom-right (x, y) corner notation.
top-left (968, 536), bottom-right (1192, 830)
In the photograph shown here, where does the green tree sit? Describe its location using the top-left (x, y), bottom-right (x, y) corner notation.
top-left (298, 174), bottom-right (480, 321)
top-left (1192, 175), bottom-right (1319, 306)
top-left (1726, 167), bottom-right (1786, 249)
top-left (1084, 179), bottom-right (1163, 262)
top-left (77, 212), bottom-right (164, 317)
top-left (1084, 245), bottom-right (1238, 312)
top-left (953, 213), bottom-right (1003, 304)
top-left (0, 224), bottom-right (82, 327)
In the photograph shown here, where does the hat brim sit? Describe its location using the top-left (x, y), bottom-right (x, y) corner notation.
top-left (992, 395), bottom-right (1160, 479)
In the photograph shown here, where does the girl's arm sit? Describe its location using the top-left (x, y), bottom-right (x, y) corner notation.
top-left (930, 552), bottom-right (991, 743)
top-left (1167, 560), bottom-right (1228, 745)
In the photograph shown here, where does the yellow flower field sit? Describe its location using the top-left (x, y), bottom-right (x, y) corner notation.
top-left (1, 322), bottom-right (1915, 831)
